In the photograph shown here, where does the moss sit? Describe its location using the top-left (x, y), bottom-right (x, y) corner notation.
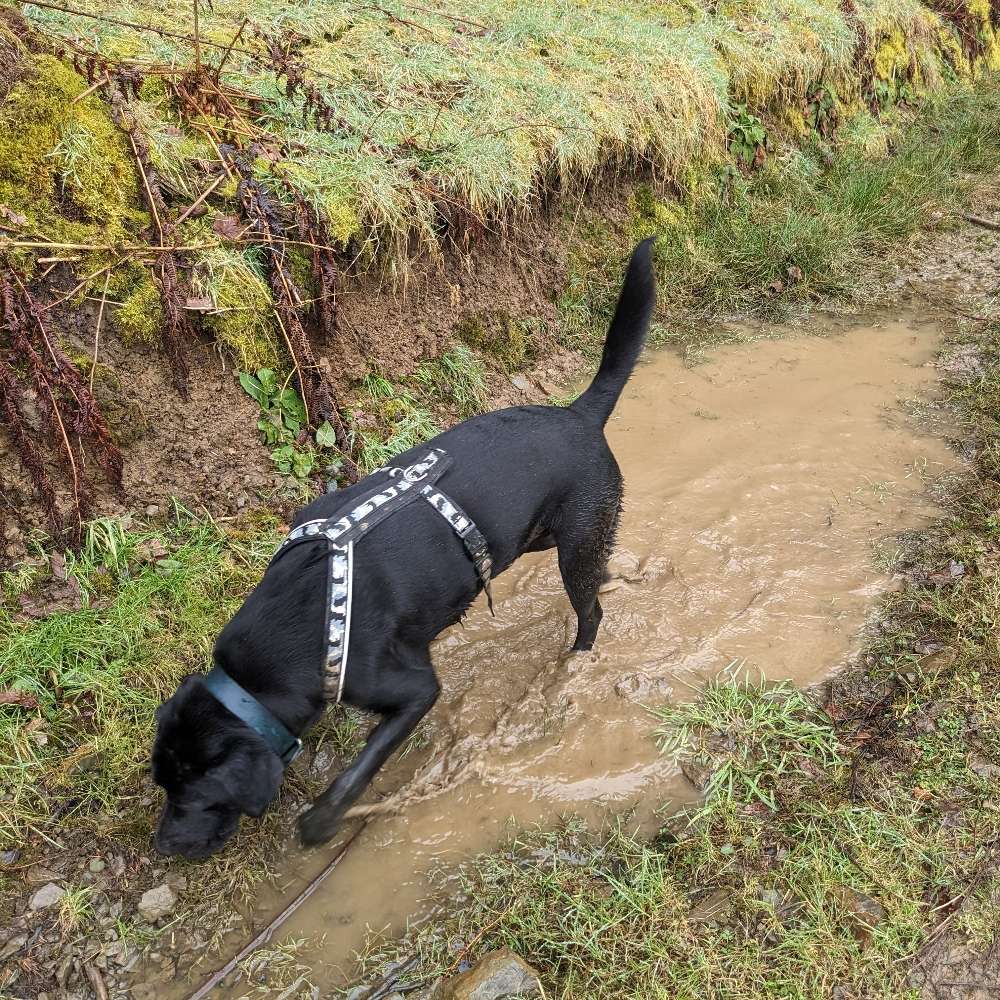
top-left (936, 25), bottom-right (971, 77)
top-left (113, 274), bottom-right (163, 346)
top-left (136, 76), bottom-right (167, 102)
top-left (873, 28), bottom-right (910, 81)
top-left (222, 508), bottom-right (282, 545)
top-left (0, 54), bottom-right (145, 241)
top-left (629, 184), bottom-right (684, 241)
top-left (205, 308), bottom-right (281, 373)
top-left (287, 247), bottom-right (315, 307)
top-left (194, 246), bottom-right (282, 371)
top-left (455, 311), bottom-right (536, 372)
top-left (966, 0), bottom-right (990, 22)
top-left (323, 198), bottom-right (362, 247)
top-left (280, 161), bottom-right (362, 248)
top-left (780, 106), bottom-right (810, 138)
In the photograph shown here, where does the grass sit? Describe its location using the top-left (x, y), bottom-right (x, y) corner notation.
top-left (2, 0), bottom-right (996, 374)
top-left (0, 506), bottom-right (271, 843)
top-left (414, 345), bottom-right (490, 419)
top-left (0, 504), bottom-right (370, 945)
top-left (655, 672), bottom-right (846, 812)
top-left (560, 79), bottom-right (1000, 361)
top-left (353, 372), bottom-right (441, 473)
top-left (350, 344), bottom-right (494, 471)
top-left (353, 305), bottom-right (1000, 995)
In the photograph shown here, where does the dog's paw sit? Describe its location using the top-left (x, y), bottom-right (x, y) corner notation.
top-left (298, 798), bottom-right (348, 847)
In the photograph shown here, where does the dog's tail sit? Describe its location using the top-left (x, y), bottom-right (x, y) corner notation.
top-left (570, 238), bottom-right (656, 426)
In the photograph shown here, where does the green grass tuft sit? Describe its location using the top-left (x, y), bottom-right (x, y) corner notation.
top-left (560, 78), bottom-right (1000, 361)
top-left (414, 345), bottom-right (490, 418)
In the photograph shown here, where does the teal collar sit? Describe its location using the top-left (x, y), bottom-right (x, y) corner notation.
top-left (201, 667), bottom-right (303, 768)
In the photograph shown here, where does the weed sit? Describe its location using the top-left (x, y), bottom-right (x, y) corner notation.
top-left (414, 345), bottom-right (489, 419)
top-left (57, 885), bottom-right (93, 933)
top-left (239, 368), bottom-right (340, 480)
top-left (114, 916), bottom-right (160, 952)
top-left (654, 673), bottom-right (845, 812)
top-left (728, 106), bottom-right (767, 166)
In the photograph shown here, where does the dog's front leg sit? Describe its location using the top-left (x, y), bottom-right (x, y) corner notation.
top-left (299, 675), bottom-right (439, 847)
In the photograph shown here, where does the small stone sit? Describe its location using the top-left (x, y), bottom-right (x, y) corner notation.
top-left (679, 757), bottom-right (713, 791)
top-left (1, 849), bottom-right (20, 866)
top-left (970, 757), bottom-right (1000, 780)
top-left (56, 951), bottom-right (75, 988)
top-left (510, 375), bottom-right (532, 394)
top-left (688, 889), bottom-right (732, 926)
top-left (145, 505), bottom-right (160, 517)
top-left (435, 948), bottom-right (541, 999)
top-left (165, 873), bottom-right (188, 892)
top-left (0, 933), bottom-right (27, 962)
top-left (29, 882), bottom-right (65, 911)
top-left (137, 884), bottom-right (177, 922)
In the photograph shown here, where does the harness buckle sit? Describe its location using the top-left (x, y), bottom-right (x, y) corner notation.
top-left (385, 448), bottom-right (442, 484)
top-left (402, 465), bottom-right (430, 484)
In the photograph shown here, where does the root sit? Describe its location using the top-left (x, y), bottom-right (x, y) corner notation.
top-left (0, 259), bottom-right (123, 544)
top-left (225, 146), bottom-right (359, 481)
top-left (109, 85), bottom-right (194, 397)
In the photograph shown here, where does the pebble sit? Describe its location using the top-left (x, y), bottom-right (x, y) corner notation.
top-left (88, 858), bottom-right (106, 874)
top-left (29, 882), bottom-right (66, 911)
top-left (137, 884), bottom-right (177, 922)
top-left (0, 933), bottom-right (27, 962)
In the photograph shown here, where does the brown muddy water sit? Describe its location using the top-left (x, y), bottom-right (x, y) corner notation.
top-left (182, 312), bottom-right (958, 995)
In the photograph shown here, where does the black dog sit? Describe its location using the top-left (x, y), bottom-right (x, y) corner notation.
top-left (152, 239), bottom-right (655, 858)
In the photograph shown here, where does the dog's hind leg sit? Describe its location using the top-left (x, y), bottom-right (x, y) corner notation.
top-left (298, 652), bottom-right (439, 847)
top-left (556, 484), bottom-right (622, 652)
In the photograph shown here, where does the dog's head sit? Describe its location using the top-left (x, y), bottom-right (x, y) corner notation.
top-left (151, 675), bottom-right (284, 859)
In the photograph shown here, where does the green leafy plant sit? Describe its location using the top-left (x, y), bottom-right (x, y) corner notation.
top-left (728, 105), bottom-right (766, 165)
top-left (238, 368), bottom-right (340, 480)
top-left (807, 83), bottom-right (839, 137)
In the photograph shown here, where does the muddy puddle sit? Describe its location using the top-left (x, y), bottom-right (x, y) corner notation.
top-left (180, 311), bottom-right (957, 994)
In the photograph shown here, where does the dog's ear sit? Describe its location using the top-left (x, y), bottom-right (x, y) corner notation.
top-left (238, 748), bottom-right (284, 817)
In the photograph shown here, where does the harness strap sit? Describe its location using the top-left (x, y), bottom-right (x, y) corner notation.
top-left (420, 484), bottom-right (494, 613)
top-left (270, 447), bottom-right (496, 704)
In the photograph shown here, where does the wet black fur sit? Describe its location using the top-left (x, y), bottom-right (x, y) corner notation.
top-left (152, 239), bottom-right (656, 858)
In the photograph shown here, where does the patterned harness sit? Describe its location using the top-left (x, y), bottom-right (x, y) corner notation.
top-left (269, 448), bottom-right (494, 702)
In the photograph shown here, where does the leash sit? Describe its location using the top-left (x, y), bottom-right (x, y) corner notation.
top-left (184, 819), bottom-right (370, 1000)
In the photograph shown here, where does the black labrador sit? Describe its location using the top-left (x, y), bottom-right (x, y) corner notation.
top-left (152, 239), bottom-right (655, 858)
